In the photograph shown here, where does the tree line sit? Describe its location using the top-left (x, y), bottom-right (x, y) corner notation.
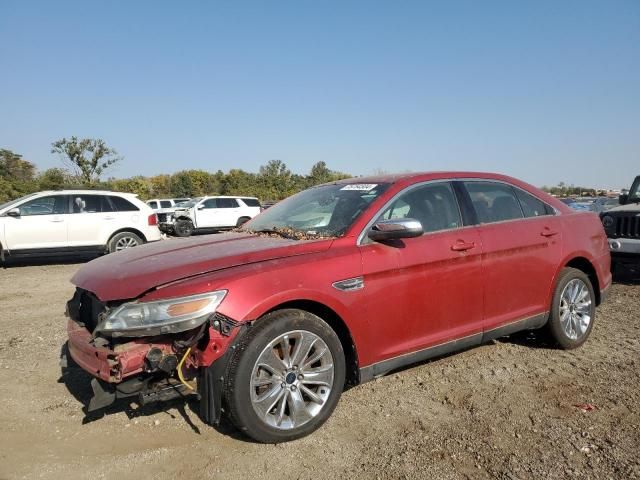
top-left (0, 137), bottom-right (351, 203)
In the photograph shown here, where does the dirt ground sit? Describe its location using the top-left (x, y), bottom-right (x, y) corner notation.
top-left (0, 261), bottom-right (639, 480)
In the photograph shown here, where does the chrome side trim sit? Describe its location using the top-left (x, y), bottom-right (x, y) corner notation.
top-left (332, 276), bottom-right (364, 292)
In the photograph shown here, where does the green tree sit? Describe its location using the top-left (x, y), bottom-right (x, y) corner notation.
top-left (170, 171), bottom-right (195, 197)
top-left (51, 137), bottom-right (122, 185)
top-left (0, 149), bottom-right (37, 201)
top-left (37, 168), bottom-right (71, 190)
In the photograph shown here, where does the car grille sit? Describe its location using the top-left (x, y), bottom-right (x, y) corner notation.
top-left (67, 288), bottom-right (107, 333)
top-left (615, 214), bottom-right (640, 238)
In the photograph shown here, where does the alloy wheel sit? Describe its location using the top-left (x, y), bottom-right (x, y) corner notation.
top-left (250, 330), bottom-right (334, 430)
top-left (559, 278), bottom-right (592, 341)
top-left (115, 236), bottom-right (139, 251)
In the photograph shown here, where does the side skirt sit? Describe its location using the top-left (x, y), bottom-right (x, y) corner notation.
top-left (359, 312), bottom-right (548, 383)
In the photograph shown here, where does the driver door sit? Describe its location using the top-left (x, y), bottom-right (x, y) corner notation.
top-left (358, 181), bottom-right (484, 364)
top-left (4, 195), bottom-right (69, 250)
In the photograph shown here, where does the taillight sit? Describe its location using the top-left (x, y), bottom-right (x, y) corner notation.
top-left (148, 213), bottom-right (158, 226)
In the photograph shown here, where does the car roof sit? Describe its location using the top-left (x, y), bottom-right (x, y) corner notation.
top-left (330, 171), bottom-right (536, 187)
top-left (36, 190), bottom-right (138, 197)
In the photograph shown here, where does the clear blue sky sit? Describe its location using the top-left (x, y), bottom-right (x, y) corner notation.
top-left (1, 1), bottom-right (638, 189)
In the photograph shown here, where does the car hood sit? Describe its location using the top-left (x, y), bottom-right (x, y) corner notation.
top-left (72, 233), bottom-right (333, 301)
top-left (607, 203), bottom-right (640, 213)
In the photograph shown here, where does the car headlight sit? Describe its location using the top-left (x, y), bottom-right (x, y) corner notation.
top-left (96, 290), bottom-right (227, 337)
top-left (602, 215), bottom-right (614, 228)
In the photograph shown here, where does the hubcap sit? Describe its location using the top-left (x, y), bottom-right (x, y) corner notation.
top-left (115, 236), bottom-right (138, 251)
top-left (559, 278), bottom-right (592, 341)
top-left (250, 330), bottom-right (334, 430)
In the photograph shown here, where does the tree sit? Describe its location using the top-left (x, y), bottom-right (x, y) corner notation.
top-left (38, 168), bottom-right (71, 190)
top-left (0, 149), bottom-right (37, 201)
top-left (51, 137), bottom-right (122, 185)
top-left (170, 171), bottom-right (195, 197)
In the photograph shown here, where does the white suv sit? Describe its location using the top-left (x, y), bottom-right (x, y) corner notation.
top-left (0, 190), bottom-right (162, 261)
top-left (171, 196), bottom-right (262, 237)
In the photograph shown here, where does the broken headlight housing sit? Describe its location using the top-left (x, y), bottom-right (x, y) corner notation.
top-left (96, 290), bottom-right (227, 337)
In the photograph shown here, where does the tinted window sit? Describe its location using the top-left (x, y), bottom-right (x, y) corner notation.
top-left (217, 198), bottom-right (239, 208)
top-left (241, 198), bottom-right (261, 207)
top-left (202, 199), bottom-right (218, 209)
top-left (148, 201), bottom-right (158, 209)
top-left (160, 200), bottom-right (172, 208)
top-left (109, 196), bottom-right (139, 212)
top-left (379, 182), bottom-right (462, 233)
top-left (464, 182), bottom-right (524, 223)
top-left (514, 189), bottom-right (552, 218)
top-left (70, 195), bottom-right (115, 213)
top-left (18, 195), bottom-right (67, 216)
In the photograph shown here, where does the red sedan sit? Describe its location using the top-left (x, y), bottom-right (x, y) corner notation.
top-left (65, 172), bottom-right (611, 442)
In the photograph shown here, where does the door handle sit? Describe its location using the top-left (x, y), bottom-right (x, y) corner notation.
top-left (49, 218), bottom-right (64, 223)
top-left (451, 240), bottom-right (476, 252)
top-left (540, 228), bottom-right (559, 237)
top-left (103, 216), bottom-right (116, 220)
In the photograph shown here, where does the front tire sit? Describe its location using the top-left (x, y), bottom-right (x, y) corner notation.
top-left (547, 267), bottom-right (596, 349)
top-left (107, 231), bottom-right (143, 253)
top-left (223, 309), bottom-right (345, 443)
top-left (173, 219), bottom-right (194, 237)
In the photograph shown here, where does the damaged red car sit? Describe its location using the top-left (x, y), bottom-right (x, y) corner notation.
top-left (63, 172), bottom-right (611, 442)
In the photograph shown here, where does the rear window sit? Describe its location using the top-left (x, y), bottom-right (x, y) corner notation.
top-left (148, 201), bottom-right (158, 209)
top-left (71, 195), bottom-right (114, 213)
top-left (514, 189), bottom-right (553, 218)
top-left (241, 198), bottom-right (261, 207)
top-left (464, 181), bottom-right (524, 224)
top-left (217, 198), bottom-right (239, 208)
top-left (109, 196), bottom-right (139, 212)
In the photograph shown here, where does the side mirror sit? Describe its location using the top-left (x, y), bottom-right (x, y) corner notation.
top-left (368, 218), bottom-right (423, 242)
top-left (197, 204), bottom-right (205, 210)
top-left (6, 208), bottom-right (20, 218)
top-left (619, 194), bottom-right (628, 205)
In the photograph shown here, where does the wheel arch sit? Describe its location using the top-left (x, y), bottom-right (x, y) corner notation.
top-left (260, 299), bottom-right (360, 388)
top-left (563, 256), bottom-right (601, 305)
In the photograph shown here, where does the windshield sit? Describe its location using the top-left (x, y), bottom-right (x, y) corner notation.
top-left (176, 197), bottom-right (202, 208)
top-left (629, 177), bottom-right (640, 201)
top-left (0, 193), bottom-right (39, 212)
top-left (243, 182), bottom-right (390, 237)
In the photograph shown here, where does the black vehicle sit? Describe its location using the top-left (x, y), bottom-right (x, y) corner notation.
top-left (599, 176), bottom-right (640, 271)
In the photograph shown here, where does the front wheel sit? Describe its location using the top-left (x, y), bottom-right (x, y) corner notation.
top-left (223, 309), bottom-right (345, 443)
top-left (173, 219), bottom-right (194, 237)
top-left (547, 267), bottom-right (596, 349)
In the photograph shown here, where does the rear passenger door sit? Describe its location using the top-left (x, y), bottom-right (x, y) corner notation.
top-left (460, 181), bottom-right (562, 334)
top-left (67, 194), bottom-right (114, 246)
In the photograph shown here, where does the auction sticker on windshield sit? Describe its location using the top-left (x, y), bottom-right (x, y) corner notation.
top-left (340, 184), bottom-right (378, 191)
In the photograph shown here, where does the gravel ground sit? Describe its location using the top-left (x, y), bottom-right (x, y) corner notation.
top-left (0, 261), bottom-right (638, 480)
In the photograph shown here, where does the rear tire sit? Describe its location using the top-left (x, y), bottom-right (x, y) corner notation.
top-left (107, 231), bottom-right (143, 253)
top-left (546, 267), bottom-right (596, 349)
top-left (223, 309), bottom-right (345, 443)
top-left (173, 219), bottom-right (194, 237)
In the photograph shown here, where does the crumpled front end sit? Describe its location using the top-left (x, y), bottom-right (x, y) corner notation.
top-left (63, 287), bottom-right (243, 418)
